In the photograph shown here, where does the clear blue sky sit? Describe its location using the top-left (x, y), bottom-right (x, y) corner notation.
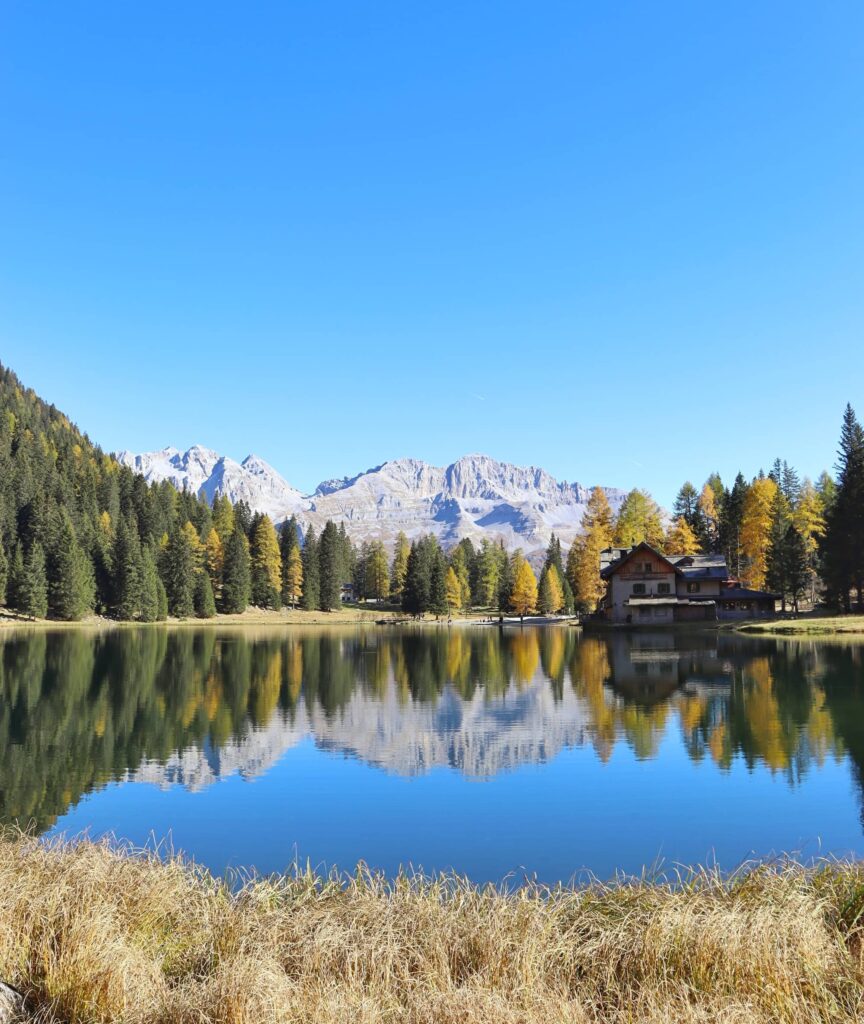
top-left (2, 1), bottom-right (863, 503)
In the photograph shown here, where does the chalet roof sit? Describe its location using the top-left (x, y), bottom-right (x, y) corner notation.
top-left (600, 542), bottom-right (680, 579)
top-left (718, 587), bottom-right (778, 601)
top-left (600, 545), bottom-right (730, 581)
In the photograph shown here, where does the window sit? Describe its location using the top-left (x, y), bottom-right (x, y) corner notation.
top-left (642, 562), bottom-right (653, 573)
top-left (632, 583), bottom-right (646, 595)
top-left (639, 606), bottom-right (651, 617)
top-left (687, 582), bottom-right (701, 594)
top-left (657, 583), bottom-right (670, 594)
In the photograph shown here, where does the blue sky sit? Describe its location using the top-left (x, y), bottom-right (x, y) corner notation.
top-left (2, 1), bottom-right (863, 503)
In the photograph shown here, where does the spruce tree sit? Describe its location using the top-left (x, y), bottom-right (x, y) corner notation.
top-left (139, 546), bottom-right (163, 622)
top-left (429, 549), bottom-right (448, 618)
top-left (0, 539), bottom-right (7, 606)
top-left (318, 520), bottom-right (342, 610)
top-left (784, 525), bottom-right (809, 613)
top-left (222, 527), bottom-right (251, 613)
top-left (112, 517), bottom-right (144, 619)
top-left (301, 525), bottom-right (320, 611)
top-left (20, 543), bottom-right (48, 619)
top-left (49, 515), bottom-right (95, 620)
top-left (194, 570), bottom-right (217, 618)
top-left (822, 404), bottom-right (864, 609)
top-left (163, 525), bottom-right (195, 618)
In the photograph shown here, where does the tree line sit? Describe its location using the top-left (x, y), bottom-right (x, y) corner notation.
top-left (1, 360), bottom-right (863, 620)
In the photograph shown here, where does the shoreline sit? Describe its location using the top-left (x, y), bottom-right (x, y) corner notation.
top-left (0, 608), bottom-right (583, 632)
top-left (0, 833), bottom-right (861, 1023)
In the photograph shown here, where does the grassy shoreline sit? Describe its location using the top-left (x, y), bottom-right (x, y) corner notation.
top-left (0, 608), bottom-right (578, 632)
top-left (1, 835), bottom-right (863, 1023)
top-left (737, 615), bottom-right (864, 637)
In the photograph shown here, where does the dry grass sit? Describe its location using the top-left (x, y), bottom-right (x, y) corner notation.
top-left (0, 835), bottom-right (863, 1022)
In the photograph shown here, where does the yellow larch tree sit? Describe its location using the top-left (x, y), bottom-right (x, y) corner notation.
top-left (445, 567), bottom-right (463, 613)
top-left (740, 476), bottom-right (778, 589)
top-left (613, 489), bottom-right (665, 549)
top-left (283, 546), bottom-right (304, 608)
top-left (366, 540), bottom-right (390, 602)
top-left (212, 495), bottom-right (235, 544)
top-left (250, 514), bottom-right (282, 607)
top-left (567, 486), bottom-right (614, 612)
top-left (509, 557), bottom-right (538, 621)
top-left (698, 481), bottom-right (719, 549)
top-left (664, 517), bottom-right (700, 555)
top-left (205, 528), bottom-right (224, 588)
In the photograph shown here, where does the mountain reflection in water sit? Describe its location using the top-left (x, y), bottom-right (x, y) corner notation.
top-left (0, 626), bottom-right (861, 838)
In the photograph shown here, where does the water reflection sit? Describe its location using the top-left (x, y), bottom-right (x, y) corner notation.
top-left (0, 626), bottom-right (861, 832)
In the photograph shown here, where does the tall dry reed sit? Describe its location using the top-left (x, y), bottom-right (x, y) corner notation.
top-left (0, 832), bottom-right (862, 1023)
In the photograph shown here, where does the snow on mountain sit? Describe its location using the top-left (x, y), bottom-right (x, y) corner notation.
top-left (115, 446), bottom-right (304, 524)
top-left (128, 672), bottom-right (592, 789)
top-left (114, 446), bottom-right (626, 558)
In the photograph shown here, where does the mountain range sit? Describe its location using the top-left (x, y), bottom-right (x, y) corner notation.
top-left (115, 445), bottom-right (627, 557)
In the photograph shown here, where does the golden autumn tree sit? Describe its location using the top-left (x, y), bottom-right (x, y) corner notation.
top-left (509, 557), bottom-right (538, 621)
top-left (793, 477), bottom-right (826, 601)
top-left (538, 563), bottom-right (564, 613)
top-left (613, 489), bottom-right (665, 549)
top-left (283, 546), bottom-right (303, 608)
top-left (698, 480), bottom-right (720, 550)
top-left (211, 494), bottom-right (235, 544)
top-left (366, 540), bottom-right (390, 602)
top-left (740, 475), bottom-right (778, 589)
top-left (445, 566), bottom-right (463, 613)
top-left (250, 514), bottom-right (282, 608)
top-left (567, 485), bottom-right (614, 612)
top-left (664, 517), bottom-right (700, 555)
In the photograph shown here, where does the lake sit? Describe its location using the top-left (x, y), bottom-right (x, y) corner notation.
top-left (1, 625), bottom-right (863, 883)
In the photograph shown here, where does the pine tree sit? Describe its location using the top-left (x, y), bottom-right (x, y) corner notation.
top-left (429, 550), bottom-right (448, 618)
top-left (301, 525), bottom-right (320, 611)
top-left (720, 473), bottom-right (747, 579)
top-left (250, 514), bottom-right (282, 609)
top-left (222, 527), bottom-right (251, 613)
top-left (509, 557), bottom-right (538, 622)
top-left (318, 521), bottom-right (342, 611)
top-left (49, 513), bottom-right (95, 620)
top-left (139, 546), bottom-right (164, 622)
top-left (8, 545), bottom-right (24, 610)
top-left (766, 489), bottom-right (793, 611)
top-left (194, 569), bottom-right (217, 618)
top-left (822, 405), bottom-right (864, 609)
top-left (162, 524), bottom-right (196, 618)
top-left (390, 531), bottom-right (410, 600)
top-left (0, 539), bottom-right (7, 606)
top-left (784, 525), bottom-right (809, 614)
top-left (20, 543), bottom-right (48, 619)
top-left (673, 482), bottom-right (705, 541)
top-left (112, 516), bottom-right (144, 620)
top-left (204, 528), bottom-right (224, 602)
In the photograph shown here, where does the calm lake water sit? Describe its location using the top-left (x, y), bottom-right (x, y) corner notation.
top-left (2, 625), bottom-right (864, 882)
